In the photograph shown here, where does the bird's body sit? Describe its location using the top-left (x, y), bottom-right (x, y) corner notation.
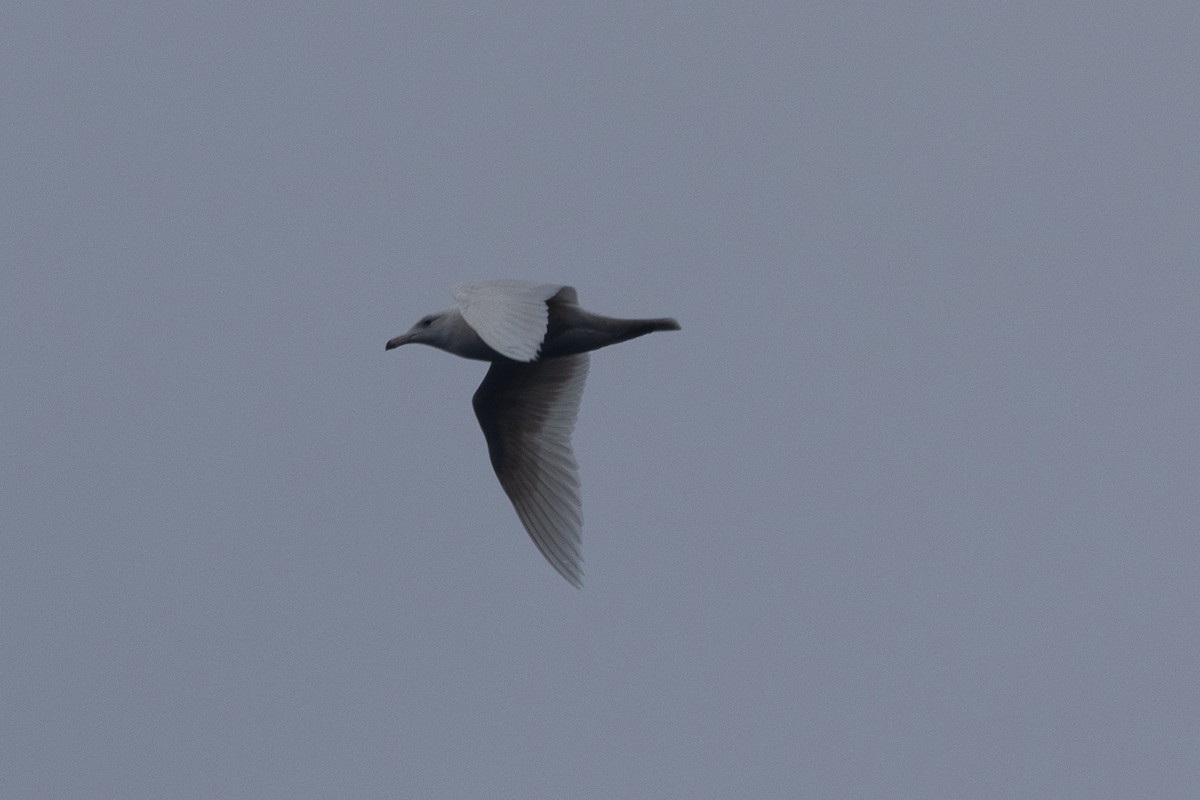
top-left (386, 280), bottom-right (679, 587)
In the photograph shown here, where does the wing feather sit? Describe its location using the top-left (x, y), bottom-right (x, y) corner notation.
top-left (453, 280), bottom-right (562, 362)
top-left (472, 354), bottom-right (589, 586)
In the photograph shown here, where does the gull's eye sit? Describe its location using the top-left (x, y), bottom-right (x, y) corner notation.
top-left (419, 316), bottom-right (435, 328)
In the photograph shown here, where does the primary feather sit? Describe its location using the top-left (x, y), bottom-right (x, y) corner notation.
top-left (472, 354), bottom-right (589, 587)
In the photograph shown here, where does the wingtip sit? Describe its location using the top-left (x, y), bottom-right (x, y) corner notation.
top-left (562, 565), bottom-right (584, 589)
top-left (548, 553), bottom-right (584, 588)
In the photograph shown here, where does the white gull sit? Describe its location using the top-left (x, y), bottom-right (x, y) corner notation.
top-left (386, 280), bottom-right (680, 587)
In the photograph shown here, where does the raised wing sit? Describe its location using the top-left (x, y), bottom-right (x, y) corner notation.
top-left (472, 353), bottom-right (589, 586)
top-left (453, 280), bottom-right (563, 362)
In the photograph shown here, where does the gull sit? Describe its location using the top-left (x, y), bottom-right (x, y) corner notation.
top-left (386, 279), bottom-right (680, 587)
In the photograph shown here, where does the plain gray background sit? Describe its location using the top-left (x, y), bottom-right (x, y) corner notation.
top-left (4, 2), bottom-right (1198, 797)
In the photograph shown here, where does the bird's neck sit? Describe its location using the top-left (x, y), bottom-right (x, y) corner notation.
top-left (442, 311), bottom-right (505, 361)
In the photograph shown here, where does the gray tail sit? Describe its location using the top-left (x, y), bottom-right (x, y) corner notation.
top-left (543, 311), bottom-right (680, 357)
top-left (616, 317), bottom-right (681, 344)
top-left (645, 318), bottom-right (681, 333)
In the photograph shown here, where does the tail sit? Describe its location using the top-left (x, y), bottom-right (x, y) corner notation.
top-left (610, 316), bottom-right (681, 345)
top-left (542, 309), bottom-right (680, 357)
top-left (644, 318), bottom-right (681, 333)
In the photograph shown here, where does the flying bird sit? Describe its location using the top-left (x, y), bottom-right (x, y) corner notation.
top-left (386, 280), bottom-right (680, 587)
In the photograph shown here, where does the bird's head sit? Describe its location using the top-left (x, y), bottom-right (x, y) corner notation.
top-left (385, 310), bottom-right (457, 351)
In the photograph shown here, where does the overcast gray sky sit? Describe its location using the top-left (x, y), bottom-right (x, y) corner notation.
top-left (4, 2), bottom-right (1199, 798)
